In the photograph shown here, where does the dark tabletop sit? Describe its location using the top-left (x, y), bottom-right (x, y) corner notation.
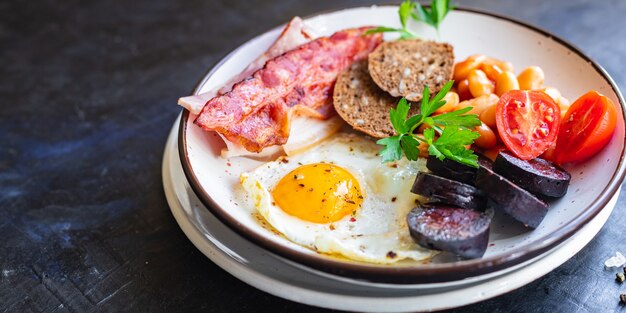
top-left (1, 0), bottom-right (626, 312)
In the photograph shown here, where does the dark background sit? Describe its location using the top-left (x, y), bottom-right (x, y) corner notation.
top-left (1, 0), bottom-right (625, 312)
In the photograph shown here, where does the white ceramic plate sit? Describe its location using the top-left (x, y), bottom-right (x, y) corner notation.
top-left (164, 118), bottom-right (620, 311)
top-left (178, 6), bottom-right (626, 283)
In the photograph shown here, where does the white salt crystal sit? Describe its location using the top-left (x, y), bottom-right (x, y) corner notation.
top-left (604, 252), bottom-right (626, 268)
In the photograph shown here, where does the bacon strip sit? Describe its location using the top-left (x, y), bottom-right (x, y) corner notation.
top-left (195, 27), bottom-right (382, 152)
top-left (178, 17), bottom-right (313, 115)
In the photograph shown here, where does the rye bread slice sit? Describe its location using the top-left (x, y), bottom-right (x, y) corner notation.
top-left (333, 60), bottom-right (418, 138)
top-left (368, 39), bottom-right (454, 101)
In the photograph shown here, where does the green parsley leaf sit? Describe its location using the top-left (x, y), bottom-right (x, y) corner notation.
top-left (366, 27), bottom-right (418, 40)
top-left (376, 136), bottom-right (402, 163)
top-left (400, 135), bottom-right (421, 161)
top-left (412, 0), bottom-right (454, 31)
top-left (376, 79), bottom-right (481, 167)
top-left (432, 107), bottom-right (482, 129)
top-left (419, 80), bottom-right (454, 117)
top-left (405, 114), bottom-right (423, 131)
top-left (422, 128), bottom-right (444, 159)
top-left (429, 127), bottom-right (480, 167)
top-left (399, 29), bottom-right (418, 40)
top-left (389, 97), bottom-right (411, 133)
top-left (420, 84), bottom-right (431, 112)
top-left (435, 126), bottom-right (480, 147)
top-left (446, 147), bottom-right (479, 168)
top-left (365, 26), bottom-right (403, 35)
top-left (422, 116), bottom-right (434, 127)
top-left (398, 0), bottom-right (414, 29)
top-left (412, 4), bottom-right (434, 26)
top-left (367, 0), bottom-right (423, 39)
top-left (430, 79), bottom-right (454, 105)
top-left (368, 0), bottom-right (453, 38)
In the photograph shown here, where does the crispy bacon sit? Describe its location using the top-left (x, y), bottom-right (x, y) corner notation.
top-left (195, 27), bottom-right (382, 152)
top-left (178, 17), bottom-right (314, 115)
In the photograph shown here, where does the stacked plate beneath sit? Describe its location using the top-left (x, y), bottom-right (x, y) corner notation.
top-left (163, 118), bottom-right (619, 312)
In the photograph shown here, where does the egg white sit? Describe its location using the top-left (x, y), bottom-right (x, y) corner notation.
top-left (240, 133), bottom-right (434, 264)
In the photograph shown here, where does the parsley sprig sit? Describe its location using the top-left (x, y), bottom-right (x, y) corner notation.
top-left (376, 80), bottom-right (482, 168)
top-left (412, 0), bottom-right (455, 31)
top-left (366, 0), bottom-right (454, 38)
top-left (366, 0), bottom-right (418, 39)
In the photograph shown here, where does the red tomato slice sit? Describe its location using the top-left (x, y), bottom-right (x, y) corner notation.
top-left (495, 90), bottom-right (561, 160)
top-left (553, 91), bottom-right (617, 164)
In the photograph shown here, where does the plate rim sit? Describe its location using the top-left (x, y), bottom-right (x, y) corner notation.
top-left (177, 5), bottom-right (626, 283)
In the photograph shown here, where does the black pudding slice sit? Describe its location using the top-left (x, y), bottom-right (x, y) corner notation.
top-left (476, 164), bottom-right (549, 228)
top-left (494, 151), bottom-right (571, 198)
top-left (411, 172), bottom-right (486, 211)
top-left (426, 155), bottom-right (477, 185)
top-left (407, 204), bottom-right (493, 259)
top-left (426, 154), bottom-right (495, 186)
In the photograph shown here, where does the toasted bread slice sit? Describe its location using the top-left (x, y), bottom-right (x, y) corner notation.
top-left (368, 39), bottom-right (454, 101)
top-left (333, 60), bottom-right (418, 138)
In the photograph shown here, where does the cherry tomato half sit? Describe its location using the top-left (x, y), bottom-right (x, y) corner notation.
top-left (495, 90), bottom-right (561, 160)
top-left (553, 91), bottom-right (617, 164)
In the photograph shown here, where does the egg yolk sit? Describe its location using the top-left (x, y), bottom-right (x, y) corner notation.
top-left (271, 163), bottom-right (363, 223)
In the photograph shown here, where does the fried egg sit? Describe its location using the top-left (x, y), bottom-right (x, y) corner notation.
top-left (240, 133), bottom-right (433, 264)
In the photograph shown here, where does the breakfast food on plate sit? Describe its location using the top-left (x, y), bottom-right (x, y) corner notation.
top-left (368, 39), bottom-right (454, 101)
top-left (475, 164), bottom-right (549, 229)
top-left (551, 90), bottom-right (618, 164)
top-left (495, 90), bottom-right (561, 160)
top-left (425, 154), bottom-right (493, 186)
top-left (493, 151), bottom-right (571, 198)
top-left (240, 134), bottom-right (434, 263)
top-left (425, 156), bottom-right (475, 185)
top-left (181, 0), bottom-right (619, 262)
top-left (178, 16), bottom-right (314, 115)
top-left (333, 60), bottom-right (415, 138)
top-left (179, 17), bottom-right (337, 159)
top-left (195, 27), bottom-right (382, 153)
top-left (407, 205), bottom-right (493, 259)
top-left (411, 172), bottom-right (486, 211)
top-left (280, 116), bottom-right (345, 156)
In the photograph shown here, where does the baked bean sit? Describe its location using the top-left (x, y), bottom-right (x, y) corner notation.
top-left (543, 86), bottom-right (561, 101)
top-left (483, 146), bottom-right (507, 161)
top-left (480, 62), bottom-right (503, 81)
top-left (457, 79), bottom-right (472, 101)
top-left (457, 94), bottom-right (499, 115)
top-left (495, 71), bottom-right (519, 96)
top-left (499, 61), bottom-right (515, 73)
top-left (557, 96), bottom-right (570, 117)
top-left (453, 54), bottom-right (487, 82)
top-left (517, 66), bottom-right (545, 90)
top-left (480, 104), bottom-right (497, 129)
top-left (484, 56), bottom-right (514, 72)
top-left (468, 69), bottom-right (494, 97)
top-left (474, 123), bottom-right (497, 149)
top-left (434, 91), bottom-right (460, 114)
